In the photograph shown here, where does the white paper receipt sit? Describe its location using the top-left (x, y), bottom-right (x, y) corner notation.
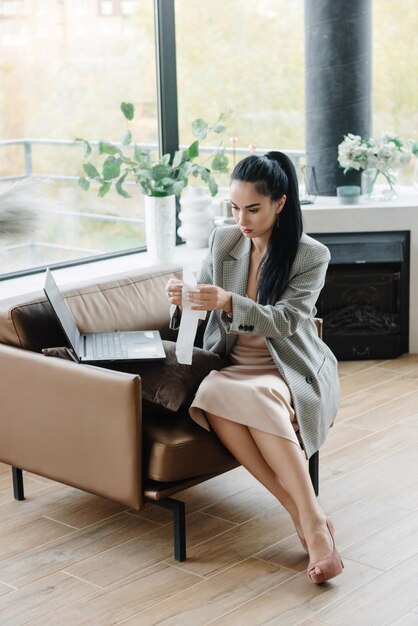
top-left (175, 268), bottom-right (206, 364)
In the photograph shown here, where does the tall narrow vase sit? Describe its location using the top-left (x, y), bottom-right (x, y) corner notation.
top-left (144, 195), bottom-right (176, 263)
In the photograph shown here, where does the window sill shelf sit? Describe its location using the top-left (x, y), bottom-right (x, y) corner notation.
top-left (0, 244), bottom-right (208, 300)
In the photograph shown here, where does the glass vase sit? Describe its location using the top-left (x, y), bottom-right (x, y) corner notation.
top-left (361, 168), bottom-right (398, 202)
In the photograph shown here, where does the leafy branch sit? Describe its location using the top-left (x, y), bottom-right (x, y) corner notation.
top-left (76, 102), bottom-right (229, 199)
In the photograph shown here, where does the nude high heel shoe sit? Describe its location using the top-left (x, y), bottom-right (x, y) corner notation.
top-left (307, 518), bottom-right (344, 584)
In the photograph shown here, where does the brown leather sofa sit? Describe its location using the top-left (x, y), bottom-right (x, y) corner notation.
top-left (0, 264), bottom-right (241, 560)
top-left (0, 263), bottom-right (319, 560)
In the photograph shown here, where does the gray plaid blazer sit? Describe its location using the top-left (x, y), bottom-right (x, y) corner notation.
top-left (197, 225), bottom-right (340, 459)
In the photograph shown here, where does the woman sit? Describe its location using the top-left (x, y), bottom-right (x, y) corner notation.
top-left (166, 151), bottom-right (343, 584)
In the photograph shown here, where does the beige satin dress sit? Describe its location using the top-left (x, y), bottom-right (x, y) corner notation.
top-left (189, 253), bottom-right (301, 447)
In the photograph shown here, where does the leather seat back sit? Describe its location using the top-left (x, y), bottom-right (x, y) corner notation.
top-left (0, 264), bottom-right (182, 351)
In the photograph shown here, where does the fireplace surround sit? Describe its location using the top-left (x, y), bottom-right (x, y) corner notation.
top-left (310, 231), bottom-right (410, 360)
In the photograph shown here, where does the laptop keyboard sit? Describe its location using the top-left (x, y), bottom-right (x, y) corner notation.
top-left (93, 333), bottom-right (128, 359)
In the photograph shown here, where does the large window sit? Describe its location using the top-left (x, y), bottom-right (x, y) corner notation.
top-left (175, 0), bottom-right (418, 178)
top-left (0, 0), bottom-right (157, 277)
top-left (1, 0), bottom-right (417, 279)
top-left (175, 0), bottom-right (305, 157)
top-left (373, 0), bottom-right (418, 139)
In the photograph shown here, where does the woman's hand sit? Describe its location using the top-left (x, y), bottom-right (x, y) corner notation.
top-left (165, 278), bottom-right (183, 307)
top-left (186, 284), bottom-right (232, 313)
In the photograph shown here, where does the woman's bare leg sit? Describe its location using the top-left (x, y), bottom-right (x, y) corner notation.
top-left (206, 412), bottom-right (336, 572)
top-left (205, 412), bottom-right (303, 539)
top-left (248, 426), bottom-right (334, 569)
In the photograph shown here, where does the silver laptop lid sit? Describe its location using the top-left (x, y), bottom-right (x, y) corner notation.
top-left (44, 269), bottom-right (81, 356)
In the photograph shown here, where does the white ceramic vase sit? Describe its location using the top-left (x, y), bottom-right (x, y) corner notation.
top-left (177, 186), bottom-right (214, 248)
top-left (144, 194), bottom-right (176, 263)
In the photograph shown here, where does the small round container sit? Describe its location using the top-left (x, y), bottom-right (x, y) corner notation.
top-left (336, 185), bottom-right (361, 205)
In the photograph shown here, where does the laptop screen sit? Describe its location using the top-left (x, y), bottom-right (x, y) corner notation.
top-left (44, 269), bottom-right (81, 355)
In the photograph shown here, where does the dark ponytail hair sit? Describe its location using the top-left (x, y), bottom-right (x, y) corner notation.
top-left (230, 151), bottom-right (303, 305)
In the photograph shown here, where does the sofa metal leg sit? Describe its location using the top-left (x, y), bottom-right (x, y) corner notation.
top-left (146, 497), bottom-right (186, 562)
top-left (309, 451), bottom-right (319, 496)
top-left (12, 467), bottom-right (25, 501)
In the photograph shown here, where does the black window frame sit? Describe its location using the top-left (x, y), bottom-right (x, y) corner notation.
top-left (0, 0), bottom-right (180, 282)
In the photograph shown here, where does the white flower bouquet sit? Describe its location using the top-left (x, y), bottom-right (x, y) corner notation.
top-left (338, 132), bottom-right (414, 198)
top-left (338, 132), bottom-right (412, 173)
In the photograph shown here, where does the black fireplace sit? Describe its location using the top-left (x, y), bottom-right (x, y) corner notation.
top-left (309, 231), bottom-right (410, 360)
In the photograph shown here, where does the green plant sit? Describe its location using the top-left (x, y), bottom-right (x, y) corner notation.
top-left (76, 102), bottom-right (229, 199)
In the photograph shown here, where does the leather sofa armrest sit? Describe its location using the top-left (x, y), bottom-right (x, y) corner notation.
top-left (0, 344), bottom-right (142, 510)
top-left (314, 317), bottom-right (323, 339)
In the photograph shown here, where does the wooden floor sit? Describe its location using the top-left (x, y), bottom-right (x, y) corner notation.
top-left (1, 355), bottom-right (418, 625)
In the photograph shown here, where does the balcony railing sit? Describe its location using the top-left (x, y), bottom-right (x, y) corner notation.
top-left (0, 138), bottom-right (305, 279)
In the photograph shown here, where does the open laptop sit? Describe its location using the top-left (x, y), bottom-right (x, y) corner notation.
top-left (44, 269), bottom-right (166, 363)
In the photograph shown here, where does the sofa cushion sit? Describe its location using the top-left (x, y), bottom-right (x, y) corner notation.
top-left (25, 301), bottom-right (67, 351)
top-left (106, 341), bottom-right (228, 413)
top-left (143, 407), bottom-right (239, 482)
top-left (42, 346), bottom-right (78, 361)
